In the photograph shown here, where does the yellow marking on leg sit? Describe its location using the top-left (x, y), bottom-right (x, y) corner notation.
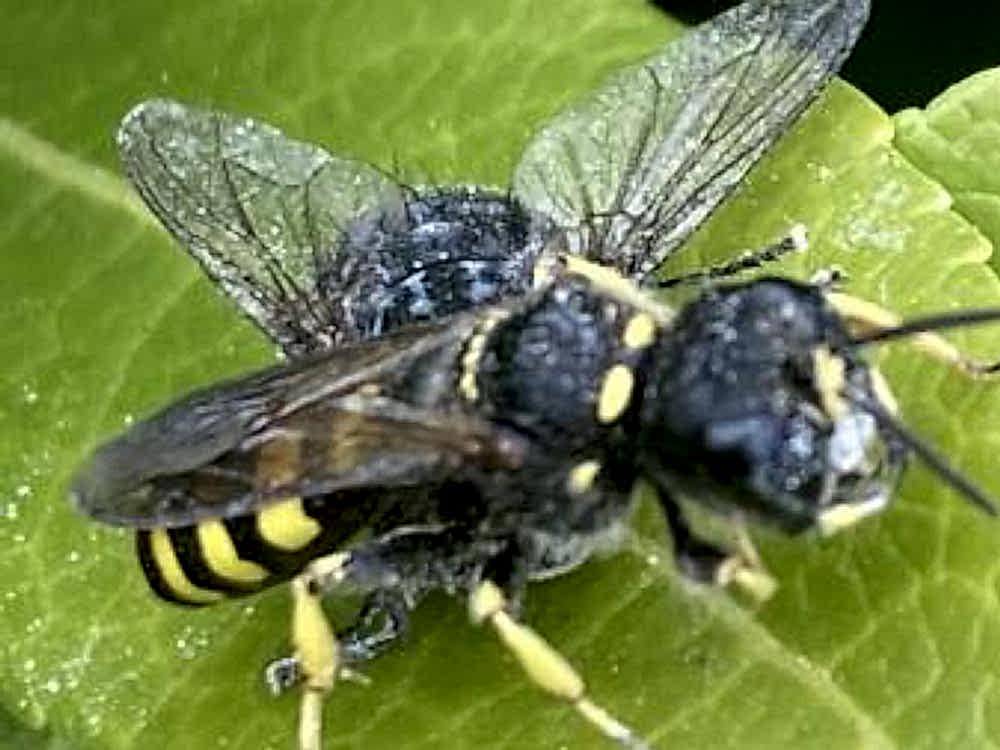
top-left (827, 291), bottom-right (999, 377)
top-left (597, 364), bottom-right (635, 424)
top-left (715, 556), bottom-right (778, 603)
top-left (197, 520), bottom-right (269, 584)
top-left (257, 497), bottom-right (322, 552)
top-left (469, 581), bottom-right (650, 749)
top-left (148, 529), bottom-right (223, 605)
top-left (817, 493), bottom-right (890, 536)
top-left (291, 570), bottom-right (340, 750)
top-left (623, 312), bottom-right (656, 350)
top-left (566, 459), bottom-right (602, 495)
top-left (812, 346), bottom-right (847, 420)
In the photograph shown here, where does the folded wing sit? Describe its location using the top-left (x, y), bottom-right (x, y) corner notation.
top-left (70, 319), bottom-right (527, 528)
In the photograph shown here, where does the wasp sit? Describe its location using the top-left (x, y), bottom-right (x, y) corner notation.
top-left (69, 0), bottom-right (1000, 748)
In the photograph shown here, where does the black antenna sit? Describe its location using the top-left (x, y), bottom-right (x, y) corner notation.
top-left (851, 392), bottom-right (998, 516)
top-left (848, 308), bottom-right (1000, 359)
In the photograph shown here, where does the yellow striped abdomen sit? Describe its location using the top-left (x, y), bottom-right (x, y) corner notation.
top-left (136, 497), bottom-right (327, 606)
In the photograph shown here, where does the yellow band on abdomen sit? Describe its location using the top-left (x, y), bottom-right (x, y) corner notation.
top-left (148, 529), bottom-right (224, 605)
top-left (257, 497), bottom-right (322, 552)
top-left (196, 520), bottom-right (270, 584)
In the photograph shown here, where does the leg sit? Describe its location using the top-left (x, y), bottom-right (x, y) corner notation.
top-left (265, 587), bottom-right (410, 696)
top-left (338, 589), bottom-right (410, 663)
top-left (661, 495), bottom-right (776, 602)
top-left (468, 578), bottom-right (651, 750)
top-left (826, 291), bottom-right (1000, 376)
top-left (656, 225), bottom-right (807, 289)
top-left (271, 525), bottom-right (472, 750)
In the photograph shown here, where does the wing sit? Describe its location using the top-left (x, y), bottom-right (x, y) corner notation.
top-left (118, 99), bottom-right (407, 356)
top-left (70, 318), bottom-right (528, 528)
top-left (513, 0), bottom-right (869, 279)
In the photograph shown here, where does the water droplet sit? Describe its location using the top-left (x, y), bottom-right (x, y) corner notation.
top-left (23, 658), bottom-right (35, 672)
top-left (43, 678), bottom-right (61, 694)
top-left (15, 484), bottom-right (31, 499)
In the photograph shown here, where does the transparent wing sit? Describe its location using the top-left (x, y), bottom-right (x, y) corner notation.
top-left (513, 0), bottom-right (870, 279)
top-left (70, 318), bottom-right (527, 528)
top-left (119, 99), bottom-right (407, 355)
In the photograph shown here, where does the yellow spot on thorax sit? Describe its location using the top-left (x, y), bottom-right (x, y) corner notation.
top-left (566, 459), bottom-right (602, 495)
top-left (597, 364), bottom-right (635, 424)
top-left (623, 312), bottom-right (656, 350)
top-left (148, 529), bottom-right (223, 605)
top-left (257, 497), bottom-right (322, 552)
top-left (197, 520), bottom-right (269, 584)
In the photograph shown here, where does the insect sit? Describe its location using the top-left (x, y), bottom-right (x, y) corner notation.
top-left (68, 0), bottom-right (1000, 748)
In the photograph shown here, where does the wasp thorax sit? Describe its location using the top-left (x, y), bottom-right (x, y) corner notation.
top-left (639, 279), bottom-right (907, 533)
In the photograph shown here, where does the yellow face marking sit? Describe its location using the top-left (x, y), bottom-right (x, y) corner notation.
top-left (257, 497), bottom-right (322, 552)
top-left (623, 312), bottom-right (656, 350)
top-left (566, 459), bottom-right (602, 495)
top-left (597, 364), bottom-right (635, 424)
top-left (812, 346), bottom-right (847, 420)
top-left (197, 520), bottom-right (269, 584)
top-left (148, 529), bottom-right (223, 605)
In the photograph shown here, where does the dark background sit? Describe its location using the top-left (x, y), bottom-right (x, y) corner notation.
top-left (655, 0), bottom-right (1000, 111)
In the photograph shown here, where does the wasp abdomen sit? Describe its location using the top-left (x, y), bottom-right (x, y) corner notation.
top-left (136, 497), bottom-right (346, 605)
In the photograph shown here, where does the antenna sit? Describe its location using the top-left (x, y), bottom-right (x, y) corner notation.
top-left (849, 391), bottom-right (998, 516)
top-left (847, 307), bottom-right (1000, 371)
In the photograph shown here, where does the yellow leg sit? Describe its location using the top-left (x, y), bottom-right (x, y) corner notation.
top-left (290, 575), bottom-right (338, 750)
top-left (826, 292), bottom-right (1000, 377)
top-left (714, 527), bottom-right (777, 603)
top-left (289, 552), bottom-right (354, 750)
top-left (469, 581), bottom-right (653, 750)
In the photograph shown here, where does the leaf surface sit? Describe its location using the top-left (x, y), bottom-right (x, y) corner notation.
top-left (3, 2), bottom-right (1000, 748)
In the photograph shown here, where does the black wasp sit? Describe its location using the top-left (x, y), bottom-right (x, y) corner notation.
top-left (70, 0), bottom-right (1000, 748)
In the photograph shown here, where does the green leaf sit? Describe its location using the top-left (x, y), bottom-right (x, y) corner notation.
top-left (3, 2), bottom-right (1000, 749)
top-left (893, 69), bottom-right (1000, 276)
